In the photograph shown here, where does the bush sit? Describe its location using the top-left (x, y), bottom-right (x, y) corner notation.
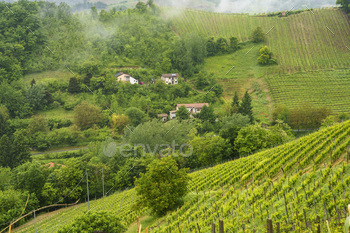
top-left (57, 211), bottom-right (126, 233)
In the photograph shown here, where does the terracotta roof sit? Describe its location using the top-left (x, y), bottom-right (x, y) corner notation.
top-left (169, 110), bottom-right (177, 113)
top-left (161, 73), bottom-right (180, 78)
top-left (157, 114), bottom-right (168, 117)
top-left (176, 103), bottom-right (209, 108)
top-left (41, 162), bottom-right (66, 169)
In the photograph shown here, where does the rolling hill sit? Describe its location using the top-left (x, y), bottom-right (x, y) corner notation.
top-left (14, 121), bottom-right (350, 232)
top-left (171, 8), bottom-right (350, 115)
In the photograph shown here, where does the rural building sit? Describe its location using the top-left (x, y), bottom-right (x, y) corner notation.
top-left (170, 103), bottom-right (209, 119)
top-left (157, 114), bottom-right (168, 122)
top-left (115, 72), bottom-right (139, 84)
top-left (169, 110), bottom-right (177, 120)
top-left (161, 73), bottom-right (180, 85)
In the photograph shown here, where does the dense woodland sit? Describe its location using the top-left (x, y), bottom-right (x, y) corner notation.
top-left (0, 0), bottom-right (349, 231)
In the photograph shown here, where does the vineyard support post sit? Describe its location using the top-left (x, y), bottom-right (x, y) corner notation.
top-left (317, 215), bottom-right (321, 233)
top-left (102, 168), bottom-right (104, 197)
top-left (267, 218), bottom-right (273, 233)
top-left (211, 222), bottom-right (215, 233)
top-left (276, 222), bottom-right (280, 233)
top-left (86, 171), bottom-right (90, 211)
top-left (219, 220), bottom-right (224, 233)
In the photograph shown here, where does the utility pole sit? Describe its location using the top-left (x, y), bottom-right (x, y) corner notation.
top-left (86, 171), bottom-right (90, 210)
top-left (102, 168), bottom-right (105, 197)
top-left (34, 210), bottom-right (37, 233)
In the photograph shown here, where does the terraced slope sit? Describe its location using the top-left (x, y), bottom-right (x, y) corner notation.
top-left (14, 121), bottom-right (350, 232)
top-left (266, 69), bottom-right (350, 114)
top-left (171, 8), bottom-right (350, 73)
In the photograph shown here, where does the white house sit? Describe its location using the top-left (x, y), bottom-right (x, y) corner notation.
top-left (161, 73), bottom-right (179, 85)
top-left (170, 103), bottom-right (209, 119)
top-left (114, 72), bottom-right (139, 84)
top-left (169, 110), bottom-right (177, 120)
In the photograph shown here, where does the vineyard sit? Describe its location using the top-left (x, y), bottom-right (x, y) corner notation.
top-left (171, 8), bottom-right (350, 73)
top-left (266, 69), bottom-right (350, 114)
top-left (13, 121), bottom-right (350, 232)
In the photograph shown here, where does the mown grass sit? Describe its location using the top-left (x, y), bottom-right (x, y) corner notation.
top-left (203, 43), bottom-right (274, 123)
top-left (22, 69), bottom-right (72, 85)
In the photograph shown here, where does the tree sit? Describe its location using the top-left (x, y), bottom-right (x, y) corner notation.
top-left (177, 106), bottom-right (189, 120)
top-left (30, 78), bottom-right (36, 87)
top-left (12, 162), bottom-right (46, 203)
top-left (234, 124), bottom-right (268, 154)
top-left (0, 131), bottom-right (31, 169)
top-left (272, 105), bottom-right (290, 124)
top-left (207, 37), bottom-right (217, 56)
top-left (231, 91), bottom-right (240, 113)
top-left (68, 77), bottom-right (80, 93)
top-left (229, 37), bottom-right (240, 52)
top-left (57, 211), bottom-right (126, 233)
top-left (0, 113), bottom-right (8, 138)
top-left (251, 27), bottom-right (265, 43)
top-left (135, 157), bottom-right (189, 216)
top-left (136, 2), bottom-right (147, 13)
top-left (257, 46), bottom-right (276, 65)
top-left (219, 114), bottom-right (250, 153)
top-left (25, 84), bottom-right (47, 111)
top-left (28, 115), bottom-right (49, 135)
top-left (337, 0), bottom-right (350, 12)
top-left (125, 107), bottom-right (147, 127)
top-left (111, 114), bottom-right (130, 134)
top-left (198, 105), bottom-right (216, 123)
top-left (74, 101), bottom-right (102, 130)
top-left (216, 37), bottom-right (228, 53)
top-left (239, 91), bottom-right (254, 123)
top-left (190, 132), bottom-right (232, 167)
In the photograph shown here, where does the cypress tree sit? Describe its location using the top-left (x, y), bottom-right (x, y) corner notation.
top-left (239, 91), bottom-right (254, 123)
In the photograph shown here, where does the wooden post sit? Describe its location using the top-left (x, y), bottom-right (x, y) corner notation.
top-left (317, 216), bottom-right (321, 233)
top-left (197, 223), bottom-right (201, 233)
top-left (276, 222), bottom-right (280, 233)
top-left (267, 218), bottom-right (273, 233)
top-left (211, 222), bottom-right (216, 233)
top-left (303, 209), bottom-right (308, 229)
top-left (137, 216), bottom-right (140, 233)
top-left (219, 220), bottom-right (224, 233)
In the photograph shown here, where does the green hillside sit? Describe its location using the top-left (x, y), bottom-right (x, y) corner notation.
top-left (171, 8), bottom-right (350, 73)
top-left (172, 8), bottom-right (350, 115)
top-left (14, 121), bottom-right (350, 232)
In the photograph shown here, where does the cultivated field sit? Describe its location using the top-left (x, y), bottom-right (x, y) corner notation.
top-left (14, 121), bottom-right (350, 232)
top-left (171, 8), bottom-right (350, 73)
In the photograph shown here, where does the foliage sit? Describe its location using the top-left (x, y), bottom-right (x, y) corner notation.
top-left (0, 131), bottom-right (31, 169)
top-left (251, 26), bottom-right (265, 43)
top-left (74, 101), bottom-right (103, 130)
top-left (57, 211), bottom-right (126, 233)
top-left (234, 123), bottom-right (268, 154)
top-left (135, 157), bottom-right (189, 216)
top-left (190, 132), bottom-right (232, 167)
top-left (177, 106), bottom-right (190, 120)
top-left (239, 91), bottom-right (254, 123)
top-left (111, 114), bottom-right (130, 134)
top-left (28, 115), bottom-right (49, 135)
top-left (257, 46), bottom-right (277, 65)
top-left (125, 107), bottom-right (147, 127)
top-left (198, 105), bottom-right (216, 123)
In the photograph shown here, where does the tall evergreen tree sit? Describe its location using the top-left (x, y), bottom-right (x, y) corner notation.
top-left (68, 77), bottom-right (80, 93)
top-left (0, 114), bottom-right (8, 137)
top-left (239, 91), bottom-right (254, 123)
top-left (231, 91), bottom-right (240, 113)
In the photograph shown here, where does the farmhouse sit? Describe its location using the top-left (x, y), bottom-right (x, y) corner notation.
top-left (115, 72), bottom-right (139, 84)
top-left (170, 103), bottom-right (209, 119)
top-left (161, 73), bottom-right (180, 85)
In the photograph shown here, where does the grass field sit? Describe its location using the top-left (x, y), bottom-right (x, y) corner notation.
top-left (266, 69), bottom-right (350, 114)
top-left (22, 70), bottom-right (72, 85)
top-left (203, 42), bottom-right (275, 123)
top-left (13, 121), bottom-right (350, 232)
top-left (171, 8), bottom-right (350, 73)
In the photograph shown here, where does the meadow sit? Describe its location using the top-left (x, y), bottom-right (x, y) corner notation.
top-left (13, 121), bottom-right (350, 232)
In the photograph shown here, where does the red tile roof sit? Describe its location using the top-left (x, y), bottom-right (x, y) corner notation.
top-left (176, 103), bottom-right (209, 108)
top-left (157, 114), bottom-right (168, 117)
top-left (41, 162), bottom-right (66, 169)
